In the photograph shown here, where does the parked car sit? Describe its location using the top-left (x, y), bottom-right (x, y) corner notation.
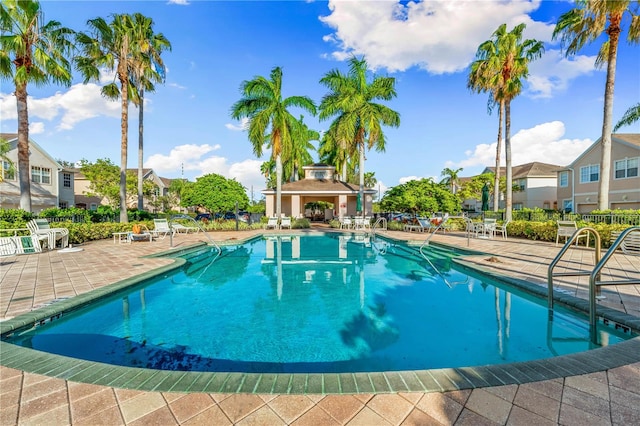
top-left (194, 213), bottom-right (212, 221)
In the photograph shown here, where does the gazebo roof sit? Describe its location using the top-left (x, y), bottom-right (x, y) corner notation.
top-left (261, 179), bottom-right (376, 194)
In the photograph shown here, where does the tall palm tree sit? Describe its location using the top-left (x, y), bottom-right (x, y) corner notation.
top-left (76, 14), bottom-right (140, 223)
top-left (440, 167), bottom-right (463, 194)
top-left (472, 24), bottom-right (543, 221)
top-left (319, 56), bottom-right (400, 215)
top-left (614, 103), bottom-right (640, 131)
top-left (318, 121), bottom-right (355, 182)
top-left (284, 115), bottom-right (319, 182)
top-left (230, 66), bottom-right (316, 217)
top-left (128, 13), bottom-right (171, 211)
top-left (554, 1), bottom-right (640, 211)
top-left (468, 34), bottom-right (507, 212)
top-left (0, 0), bottom-right (74, 212)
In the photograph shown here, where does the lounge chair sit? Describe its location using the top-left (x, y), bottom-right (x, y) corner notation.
top-left (172, 222), bottom-right (199, 234)
top-left (1, 235), bottom-right (44, 255)
top-left (129, 224), bottom-right (153, 243)
top-left (151, 219), bottom-right (175, 239)
top-left (265, 216), bottom-right (279, 230)
top-left (280, 216), bottom-right (292, 230)
top-left (404, 217), bottom-right (434, 233)
top-left (26, 219), bottom-right (69, 249)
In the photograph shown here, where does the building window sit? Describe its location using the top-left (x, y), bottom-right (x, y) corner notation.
top-left (580, 164), bottom-right (599, 183)
top-left (559, 171), bottom-right (568, 187)
top-left (513, 203), bottom-right (523, 210)
top-left (515, 179), bottom-right (525, 191)
top-left (31, 166), bottom-right (51, 184)
top-left (59, 201), bottom-right (68, 209)
top-left (563, 199), bottom-right (573, 213)
top-left (2, 161), bottom-right (15, 180)
top-left (90, 203), bottom-right (98, 210)
top-left (63, 172), bottom-right (71, 188)
top-left (614, 157), bottom-right (638, 179)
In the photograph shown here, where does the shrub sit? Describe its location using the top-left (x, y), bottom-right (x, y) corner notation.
top-left (292, 218), bottom-right (310, 229)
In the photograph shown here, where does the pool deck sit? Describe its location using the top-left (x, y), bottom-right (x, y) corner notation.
top-left (1, 226), bottom-right (639, 425)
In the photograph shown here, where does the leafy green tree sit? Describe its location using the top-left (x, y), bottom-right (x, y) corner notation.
top-left (554, 1), bottom-right (640, 210)
top-left (79, 158), bottom-right (155, 208)
top-left (458, 173), bottom-right (494, 203)
top-left (319, 56), bottom-right (400, 214)
top-left (0, 0), bottom-right (74, 212)
top-left (317, 120), bottom-right (355, 182)
top-left (380, 179), bottom-right (460, 214)
top-left (128, 13), bottom-right (171, 211)
top-left (614, 103), bottom-right (640, 131)
top-left (230, 66), bottom-right (316, 217)
top-left (471, 24), bottom-right (543, 221)
top-left (180, 173), bottom-right (249, 214)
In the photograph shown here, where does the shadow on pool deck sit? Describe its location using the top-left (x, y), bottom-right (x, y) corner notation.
top-left (1, 226), bottom-right (639, 425)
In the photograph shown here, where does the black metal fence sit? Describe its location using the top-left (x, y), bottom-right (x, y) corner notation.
top-left (480, 211), bottom-right (640, 225)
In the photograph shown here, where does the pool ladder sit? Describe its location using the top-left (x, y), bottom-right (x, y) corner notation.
top-left (547, 226), bottom-right (640, 343)
top-left (169, 214), bottom-right (221, 253)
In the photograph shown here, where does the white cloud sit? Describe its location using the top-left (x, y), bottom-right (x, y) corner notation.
top-left (29, 122), bottom-right (45, 134)
top-left (320, 0), bottom-right (546, 74)
top-left (225, 118), bottom-right (249, 131)
top-left (527, 49), bottom-right (598, 98)
top-left (168, 0), bottom-right (189, 5)
top-left (145, 144), bottom-right (265, 198)
top-left (168, 82), bottom-right (187, 90)
top-left (449, 121), bottom-right (592, 170)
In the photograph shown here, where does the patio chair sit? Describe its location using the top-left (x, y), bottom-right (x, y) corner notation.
top-left (265, 216), bottom-right (279, 230)
top-left (556, 220), bottom-right (588, 246)
top-left (280, 216), bottom-right (292, 230)
top-left (340, 217), bottom-right (353, 229)
top-left (151, 219), bottom-right (175, 239)
top-left (0, 235), bottom-right (43, 256)
top-left (493, 220), bottom-right (510, 240)
top-left (27, 219), bottom-right (69, 249)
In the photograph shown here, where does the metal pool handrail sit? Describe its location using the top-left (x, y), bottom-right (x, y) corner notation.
top-left (588, 226), bottom-right (640, 343)
top-left (547, 227), bottom-right (601, 312)
top-left (170, 214), bottom-right (221, 253)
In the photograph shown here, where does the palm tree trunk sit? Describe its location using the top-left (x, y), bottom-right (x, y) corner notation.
top-left (504, 100), bottom-right (512, 222)
top-left (137, 88), bottom-right (144, 211)
top-left (119, 50), bottom-right (129, 223)
top-left (597, 14), bottom-right (621, 211)
top-left (359, 142), bottom-right (365, 215)
top-left (275, 154), bottom-right (282, 217)
top-left (15, 82), bottom-right (32, 212)
top-left (493, 101), bottom-right (504, 212)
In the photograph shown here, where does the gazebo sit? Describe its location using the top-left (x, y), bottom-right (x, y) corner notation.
top-left (261, 164), bottom-right (376, 220)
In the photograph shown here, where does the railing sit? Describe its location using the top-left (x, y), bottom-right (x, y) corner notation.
top-left (547, 227), bottom-right (601, 311)
top-left (588, 226), bottom-right (640, 343)
top-left (418, 216), bottom-right (451, 251)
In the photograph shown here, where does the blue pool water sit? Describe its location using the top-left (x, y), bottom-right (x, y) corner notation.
top-left (4, 234), bottom-right (635, 373)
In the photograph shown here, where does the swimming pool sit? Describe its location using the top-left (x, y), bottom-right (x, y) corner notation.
top-left (3, 233), bottom-right (635, 375)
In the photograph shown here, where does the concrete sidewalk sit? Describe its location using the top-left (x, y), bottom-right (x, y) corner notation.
top-left (1, 228), bottom-right (639, 425)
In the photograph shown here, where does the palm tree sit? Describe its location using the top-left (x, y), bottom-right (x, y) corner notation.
top-left (128, 13), bottom-right (171, 211)
top-left (554, 1), bottom-right (640, 211)
top-left (614, 103), bottom-right (640, 131)
top-left (0, 0), bottom-right (74, 211)
top-left (440, 167), bottom-right (463, 194)
top-left (318, 122), bottom-right (355, 182)
top-left (471, 24), bottom-right (543, 221)
top-left (76, 14), bottom-right (140, 223)
top-left (319, 56), bottom-right (400, 215)
top-left (284, 115), bottom-right (319, 182)
top-left (230, 66), bottom-right (316, 217)
top-left (468, 34), bottom-right (507, 212)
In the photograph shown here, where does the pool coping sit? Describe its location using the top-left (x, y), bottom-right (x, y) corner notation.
top-left (1, 231), bottom-right (639, 395)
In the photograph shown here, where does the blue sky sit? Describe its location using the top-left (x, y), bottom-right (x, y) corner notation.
top-left (1, 0), bottom-right (639, 201)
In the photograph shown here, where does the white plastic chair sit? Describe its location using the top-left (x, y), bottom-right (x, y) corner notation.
top-left (265, 217), bottom-right (279, 230)
top-left (280, 217), bottom-right (292, 230)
